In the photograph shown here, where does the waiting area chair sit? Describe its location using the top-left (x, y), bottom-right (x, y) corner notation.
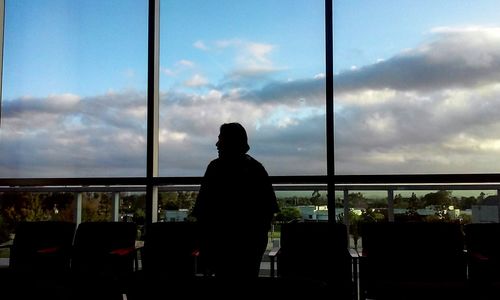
top-left (464, 223), bottom-right (500, 299)
top-left (359, 222), bottom-right (469, 300)
top-left (0, 221), bottom-right (77, 299)
top-left (140, 221), bottom-right (200, 277)
top-left (6, 221), bottom-right (76, 273)
top-left (0, 220), bottom-right (139, 299)
top-left (55, 221), bottom-right (137, 300)
top-left (128, 221), bottom-right (201, 300)
top-left (269, 221), bottom-right (357, 300)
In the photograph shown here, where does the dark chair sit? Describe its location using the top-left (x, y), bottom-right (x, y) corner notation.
top-left (127, 221), bottom-right (201, 300)
top-left (464, 223), bottom-right (500, 299)
top-left (269, 221), bottom-right (356, 300)
top-left (141, 221), bottom-right (200, 277)
top-left (359, 222), bottom-right (469, 300)
top-left (0, 221), bottom-right (76, 299)
top-left (7, 221), bottom-right (76, 272)
top-left (69, 221), bottom-right (138, 300)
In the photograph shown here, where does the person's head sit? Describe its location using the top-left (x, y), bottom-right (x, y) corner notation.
top-left (216, 122), bottom-right (250, 158)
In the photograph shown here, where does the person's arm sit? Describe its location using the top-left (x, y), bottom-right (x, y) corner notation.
top-left (257, 163), bottom-right (280, 222)
top-left (192, 164), bottom-right (212, 221)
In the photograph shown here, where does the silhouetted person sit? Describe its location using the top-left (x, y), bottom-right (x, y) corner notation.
top-left (192, 122), bottom-right (279, 279)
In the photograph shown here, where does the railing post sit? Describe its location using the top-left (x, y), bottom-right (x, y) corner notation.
top-left (497, 189), bottom-right (500, 223)
top-left (343, 189), bottom-right (351, 247)
top-left (74, 192), bottom-right (82, 225)
top-left (343, 189), bottom-right (350, 227)
top-left (112, 192), bottom-right (120, 222)
top-left (388, 189), bottom-right (394, 222)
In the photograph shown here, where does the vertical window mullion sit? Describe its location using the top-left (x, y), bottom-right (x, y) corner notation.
top-left (0, 0), bottom-right (4, 126)
top-left (146, 0), bottom-right (160, 225)
top-left (326, 0), bottom-right (334, 221)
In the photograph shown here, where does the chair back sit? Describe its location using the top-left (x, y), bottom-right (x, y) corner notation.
top-left (142, 222), bottom-right (200, 278)
top-left (10, 221), bottom-right (76, 273)
top-left (464, 223), bottom-right (500, 281)
top-left (71, 221), bottom-right (137, 276)
top-left (360, 222), bottom-right (466, 282)
top-left (278, 222), bottom-right (352, 287)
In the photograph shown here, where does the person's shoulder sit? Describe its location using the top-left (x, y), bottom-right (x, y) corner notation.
top-left (244, 154), bottom-right (260, 164)
top-left (244, 154), bottom-right (267, 170)
top-left (207, 158), bottom-right (221, 168)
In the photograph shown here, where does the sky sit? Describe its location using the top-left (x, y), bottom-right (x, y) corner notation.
top-left (1, 0), bottom-right (500, 177)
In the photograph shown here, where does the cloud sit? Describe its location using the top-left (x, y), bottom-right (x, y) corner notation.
top-left (161, 67), bottom-right (175, 77)
top-left (6, 26), bottom-right (500, 177)
top-left (177, 60), bottom-right (194, 68)
top-left (335, 26), bottom-right (500, 93)
top-left (193, 40), bottom-right (208, 50)
top-left (161, 59), bottom-right (195, 78)
top-left (333, 26), bottom-right (500, 174)
top-left (208, 39), bottom-right (282, 79)
top-left (184, 74), bottom-right (209, 87)
top-left (240, 77), bottom-right (325, 105)
top-left (0, 90), bottom-right (148, 177)
top-left (0, 73), bottom-right (327, 177)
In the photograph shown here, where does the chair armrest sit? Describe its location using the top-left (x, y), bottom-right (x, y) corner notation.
top-left (468, 251), bottom-right (490, 262)
top-left (111, 247), bottom-right (135, 256)
top-left (268, 247), bottom-right (280, 278)
top-left (348, 248), bottom-right (359, 259)
top-left (348, 248), bottom-right (360, 300)
top-left (0, 240), bottom-right (13, 249)
top-left (110, 244), bottom-right (142, 272)
top-left (134, 240), bottom-right (145, 271)
top-left (268, 247), bottom-right (280, 258)
top-left (37, 247), bottom-right (60, 254)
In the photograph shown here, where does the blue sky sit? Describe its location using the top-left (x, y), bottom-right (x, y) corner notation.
top-left (3, 0), bottom-right (148, 99)
top-left (3, 0), bottom-right (324, 99)
top-left (2, 0), bottom-right (500, 177)
top-left (334, 0), bottom-right (500, 72)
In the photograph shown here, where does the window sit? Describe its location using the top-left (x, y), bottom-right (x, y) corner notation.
top-left (0, 0), bottom-right (148, 177)
top-left (334, 0), bottom-right (500, 174)
top-left (159, 0), bottom-right (327, 176)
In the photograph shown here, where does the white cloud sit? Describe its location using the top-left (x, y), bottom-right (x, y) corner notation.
top-left (161, 67), bottom-right (175, 76)
top-left (332, 26), bottom-right (500, 174)
top-left (193, 40), bottom-right (208, 50)
top-left (184, 74), bottom-right (209, 87)
top-left (7, 27), bottom-right (500, 177)
top-left (177, 60), bottom-right (195, 68)
top-left (335, 26), bottom-right (500, 93)
top-left (210, 38), bottom-right (281, 79)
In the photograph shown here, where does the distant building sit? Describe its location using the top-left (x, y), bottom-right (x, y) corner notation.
top-left (164, 209), bottom-right (189, 222)
top-left (471, 195), bottom-right (500, 223)
top-left (296, 205), bottom-right (342, 221)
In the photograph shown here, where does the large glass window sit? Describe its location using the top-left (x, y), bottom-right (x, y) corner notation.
top-left (334, 0), bottom-right (500, 174)
top-left (159, 0), bottom-right (326, 176)
top-left (0, 0), bottom-right (148, 177)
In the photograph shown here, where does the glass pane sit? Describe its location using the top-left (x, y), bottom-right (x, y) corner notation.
top-left (334, 0), bottom-right (500, 174)
top-left (0, 191), bottom-right (76, 246)
top-left (159, 0), bottom-right (326, 176)
top-left (0, 0), bottom-right (148, 177)
top-left (394, 189), bottom-right (496, 223)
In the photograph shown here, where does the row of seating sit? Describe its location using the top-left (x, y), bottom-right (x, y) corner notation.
top-left (271, 221), bottom-right (500, 300)
top-left (0, 221), bottom-right (138, 300)
top-left (1, 221), bottom-right (324, 299)
top-left (4, 221), bottom-right (500, 299)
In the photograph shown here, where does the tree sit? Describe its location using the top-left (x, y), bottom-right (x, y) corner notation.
top-left (423, 190), bottom-right (452, 209)
top-left (275, 207), bottom-right (302, 223)
top-left (459, 196), bottom-right (478, 210)
top-left (348, 192), bottom-right (368, 209)
top-left (310, 190), bottom-right (326, 206)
